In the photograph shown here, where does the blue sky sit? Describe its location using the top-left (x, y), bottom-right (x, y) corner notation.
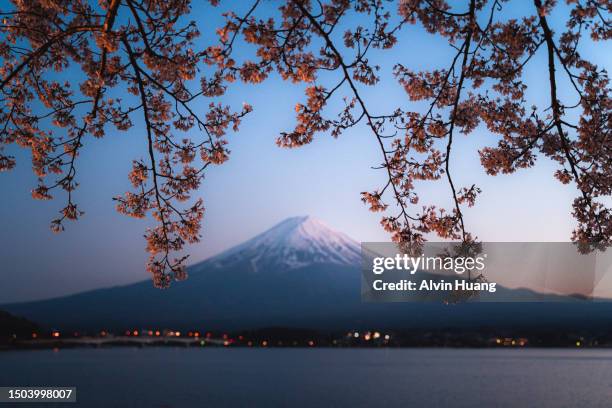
top-left (0, 1), bottom-right (610, 302)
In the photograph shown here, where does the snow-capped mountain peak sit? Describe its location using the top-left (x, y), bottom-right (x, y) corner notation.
top-left (209, 216), bottom-right (361, 272)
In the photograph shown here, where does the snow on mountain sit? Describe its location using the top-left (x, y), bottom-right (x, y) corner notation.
top-left (207, 216), bottom-right (361, 272)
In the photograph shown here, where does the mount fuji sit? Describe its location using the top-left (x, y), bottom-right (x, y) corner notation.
top-left (208, 216), bottom-right (361, 272)
top-left (3, 216), bottom-right (366, 330)
top-left (4, 216), bottom-right (612, 332)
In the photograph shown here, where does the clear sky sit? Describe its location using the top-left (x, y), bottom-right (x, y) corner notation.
top-left (1, 1), bottom-right (610, 302)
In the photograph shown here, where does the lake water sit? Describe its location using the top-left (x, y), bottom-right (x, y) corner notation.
top-left (1, 348), bottom-right (612, 407)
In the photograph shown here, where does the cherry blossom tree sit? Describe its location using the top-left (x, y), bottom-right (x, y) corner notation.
top-left (1, 0), bottom-right (609, 287)
top-left (0, 0), bottom-right (251, 287)
top-left (210, 0), bottom-right (609, 253)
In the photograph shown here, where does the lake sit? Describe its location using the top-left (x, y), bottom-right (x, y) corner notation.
top-left (1, 348), bottom-right (612, 407)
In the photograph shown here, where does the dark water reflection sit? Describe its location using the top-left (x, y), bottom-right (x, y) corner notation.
top-left (2, 348), bottom-right (612, 407)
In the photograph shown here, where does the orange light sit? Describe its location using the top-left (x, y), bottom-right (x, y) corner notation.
top-left (100, 331), bottom-right (107, 337)
top-left (223, 340), bottom-right (230, 347)
top-left (262, 340), bottom-right (268, 347)
top-left (175, 331), bottom-right (181, 337)
top-left (52, 331), bottom-right (60, 338)
top-left (188, 332), bottom-right (193, 337)
top-left (155, 331), bottom-right (160, 336)
top-left (32, 333), bottom-right (38, 339)
top-left (194, 332), bottom-right (200, 337)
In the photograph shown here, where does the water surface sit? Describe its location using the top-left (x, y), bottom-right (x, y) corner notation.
top-left (2, 348), bottom-right (612, 407)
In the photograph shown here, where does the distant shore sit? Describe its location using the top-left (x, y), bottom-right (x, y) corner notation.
top-left (3, 334), bottom-right (612, 350)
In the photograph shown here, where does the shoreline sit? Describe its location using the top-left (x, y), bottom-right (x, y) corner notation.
top-left (3, 338), bottom-right (612, 351)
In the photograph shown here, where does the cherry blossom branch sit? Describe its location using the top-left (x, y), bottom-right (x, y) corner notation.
top-left (535, 0), bottom-right (608, 248)
top-left (292, 0), bottom-right (415, 237)
top-left (444, 0), bottom-right (476, 242)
